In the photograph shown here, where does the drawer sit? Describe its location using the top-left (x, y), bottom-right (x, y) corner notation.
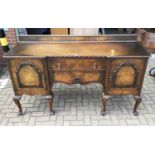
top-left (49, 70), bottom-right (105, 84)
top-left (48, 58), bottom-right (106, 70)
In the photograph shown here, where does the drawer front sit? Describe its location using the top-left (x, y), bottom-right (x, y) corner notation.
top-left (48, 58), bottom-right (106, 70)
top-left (7, 58), bottom-right (50, 96)
top-left (49, 70), bottom-right (105, 84)
top-left (105, 58), bottom-right (148, 95)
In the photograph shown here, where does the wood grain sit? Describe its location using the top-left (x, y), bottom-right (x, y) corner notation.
top-left (4, 35), bottom-right (150, 115)
top-left (5, 42), bottom-right (149, 57)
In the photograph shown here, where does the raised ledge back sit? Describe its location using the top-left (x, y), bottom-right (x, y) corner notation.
top-left (18, 34), bottom-right (137, 43)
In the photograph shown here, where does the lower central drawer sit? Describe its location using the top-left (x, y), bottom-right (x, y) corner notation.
top-left (49, 70), bottom-right (105, 84)
top-left (47, 58), bottom-right (106, 70)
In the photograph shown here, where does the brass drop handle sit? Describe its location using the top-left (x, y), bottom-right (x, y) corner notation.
top-left (93, 63), bottom-right (96, 69)
top-left (57, 63), bottom-right (61, 70)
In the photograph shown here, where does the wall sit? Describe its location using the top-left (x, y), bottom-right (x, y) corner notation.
top-left (0, 28), bottom-right (17, 68)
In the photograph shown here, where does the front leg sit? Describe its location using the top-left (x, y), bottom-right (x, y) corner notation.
top-left (101, 94), bottom-right (110, 116)
top-left (13, 96), bottom-right (23, 116)
top-left (133, 95), bottom-right (142, 116)
top-left (45, 95), bottom-right (55, 115)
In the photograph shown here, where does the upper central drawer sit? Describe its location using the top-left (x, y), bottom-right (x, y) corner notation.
top-left (48, 58), bottom-right (106, 70)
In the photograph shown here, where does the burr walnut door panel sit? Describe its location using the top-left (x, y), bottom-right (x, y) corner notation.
top-left (8, 58), bottom-right (50, 96)
top-left (105, 58), bottom-right (148, 95)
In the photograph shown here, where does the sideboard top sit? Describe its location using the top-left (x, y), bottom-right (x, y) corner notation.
top-left (4, 42), bottom-right (149, 58)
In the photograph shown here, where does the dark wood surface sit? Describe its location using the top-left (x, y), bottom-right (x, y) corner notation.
top-left (18, 34), bottom-right (136, 42)
top-left (5, 42), bottom-right (149, 57)
top-left (4, 35), bottom-right (150, 116)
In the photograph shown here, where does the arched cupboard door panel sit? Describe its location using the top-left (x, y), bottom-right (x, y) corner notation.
top-left (7, 58), bottom-right (50, 96)
top-left (105, 58), bottom-right (147, 95)
top-left (110, 62), bottom-right (138, 88)
top-left (16, 62), bottom-right (43, 88)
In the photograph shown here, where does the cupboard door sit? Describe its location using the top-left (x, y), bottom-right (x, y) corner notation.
top-left (8, 58), bottom-right (50, 96)
top-left (105, 58), bottom-right (148, 95)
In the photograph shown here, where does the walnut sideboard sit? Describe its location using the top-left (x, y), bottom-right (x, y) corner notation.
top-left (3, 35), bottom-right (150, 116)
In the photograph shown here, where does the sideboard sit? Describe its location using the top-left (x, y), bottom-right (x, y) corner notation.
top-left (3, 34), bottom-right (150, 116)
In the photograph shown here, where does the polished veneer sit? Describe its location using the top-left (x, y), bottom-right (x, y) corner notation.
top-left (4, 35), bottom-right (150, 116)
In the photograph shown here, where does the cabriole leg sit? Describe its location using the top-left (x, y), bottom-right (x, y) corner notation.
top-left (101, 94), bottom-right (110, 116)
top-left (45, 95), bottom-right (55, 115)
top-left (133, 96), bottom-right (142, 116)
top-left (13, 96), bottom-right (22, 116)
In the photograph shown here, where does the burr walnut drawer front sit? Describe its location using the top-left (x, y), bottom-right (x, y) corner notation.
top-left (48, 70), bottom-right (105, 84)
top-left (47, 58), bottom-right (106, 70)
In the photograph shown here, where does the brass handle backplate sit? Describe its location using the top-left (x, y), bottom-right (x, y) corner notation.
top-left (93, 63), bottom-right (96, 69)
top-left (57, 63), bottom-right (61, 70)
